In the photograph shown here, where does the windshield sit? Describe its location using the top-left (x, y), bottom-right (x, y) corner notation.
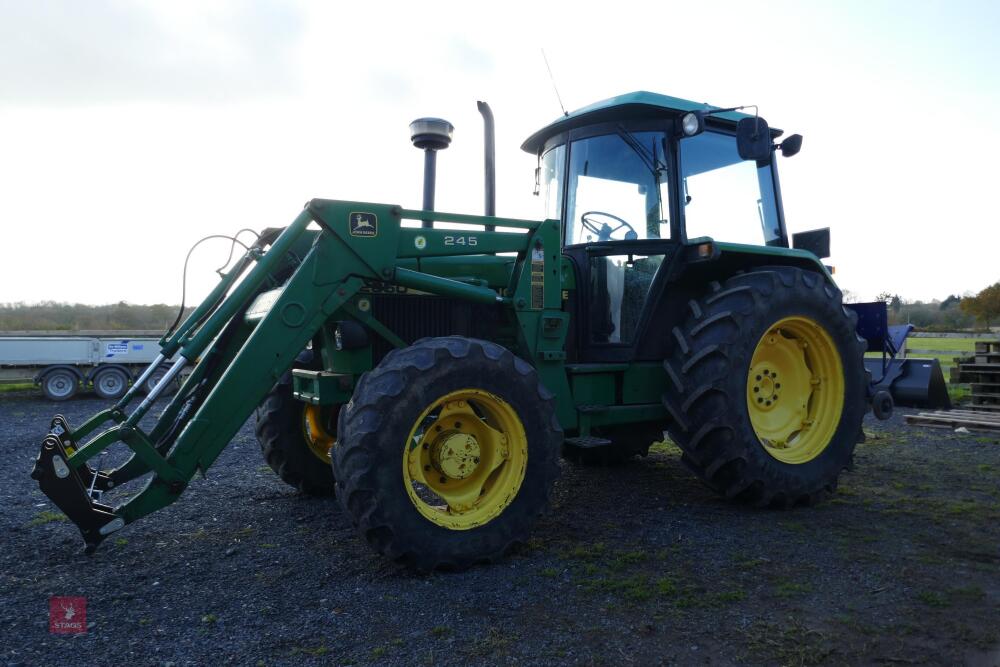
top-left (565, 131), bottom-right (670, 245)
top-left (680, 130), bottom-right (781, 244)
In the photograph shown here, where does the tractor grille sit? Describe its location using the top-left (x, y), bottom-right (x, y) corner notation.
top-left (368, 294), bottom-right (503, 363)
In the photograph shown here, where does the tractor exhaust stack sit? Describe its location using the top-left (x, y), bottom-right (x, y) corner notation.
top-left (477, 101), bottom-right (496, 230)
top-left (409, 117), bottom-right (454, 228)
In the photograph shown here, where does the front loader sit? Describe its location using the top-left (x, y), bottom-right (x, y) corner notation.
top-left (32, 92), bottom-right (886, 570)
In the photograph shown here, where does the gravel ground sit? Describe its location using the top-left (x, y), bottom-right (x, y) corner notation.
top-left (1, 391), bottom-right (998, 666)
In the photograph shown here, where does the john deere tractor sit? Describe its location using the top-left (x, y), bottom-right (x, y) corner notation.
top-left (32, 91), bottom-right (881, 571)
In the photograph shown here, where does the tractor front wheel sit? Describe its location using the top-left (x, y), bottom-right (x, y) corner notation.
top-left (255, 370), bottom-right (338, 496)
top-left (662, 267), bottom-right (866, 507)
top-left (333, 337), bottom-right (561, 571)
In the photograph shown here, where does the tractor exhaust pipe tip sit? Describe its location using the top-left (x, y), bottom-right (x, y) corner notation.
top-left (410, 117), bottom-right (454, 229)
top-left (477, 101), bottom-right (496, 229)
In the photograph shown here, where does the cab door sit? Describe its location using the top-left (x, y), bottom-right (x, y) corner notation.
top-left (558, 127), bottom-right (679, 363)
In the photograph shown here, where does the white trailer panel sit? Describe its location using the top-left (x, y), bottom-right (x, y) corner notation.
top-left (0, 337), bottom-right (100, 366)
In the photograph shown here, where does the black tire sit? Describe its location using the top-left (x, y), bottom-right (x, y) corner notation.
top-left (333, 336), bottom-right (562, 571)
top-left (254, 370), bottom-right (337, 496)
top-left (662, 267), bottom-right (866, 507)
top-left (561, 423), bottom-right (664, 466)
top-left (92, 367), bottom-right (130, 400)
top-left (41, 369), bottom-right (79, 401)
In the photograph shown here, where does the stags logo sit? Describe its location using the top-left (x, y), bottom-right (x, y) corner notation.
top-left (349, 212), bottom-right (378, 238)
top-left (50, 596), bottom-right (86, 634)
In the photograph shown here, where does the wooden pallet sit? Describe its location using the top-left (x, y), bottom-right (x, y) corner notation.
top-left (950, 347), bottom-right (1000, 413)
top-left (906, 409), bottom-right (1000, 432)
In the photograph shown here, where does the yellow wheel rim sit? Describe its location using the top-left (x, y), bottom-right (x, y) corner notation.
top-left (747, 316), bottom-right (844, 464)
top-left (301, 405), bottom-right (335, 464)
top-left (402, 389), bottom-right (528, 531)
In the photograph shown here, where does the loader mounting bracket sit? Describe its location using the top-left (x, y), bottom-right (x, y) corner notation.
top-left (31, 435), bottom-right (121, 553)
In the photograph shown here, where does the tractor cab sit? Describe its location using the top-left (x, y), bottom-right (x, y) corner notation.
top-left (521, 91), bottom-right (802, 361)
top-left (522, 91), bottom-right (793, 248)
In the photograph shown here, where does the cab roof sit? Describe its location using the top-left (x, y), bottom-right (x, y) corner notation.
top-left (520, 90), bottom-right (779, 154)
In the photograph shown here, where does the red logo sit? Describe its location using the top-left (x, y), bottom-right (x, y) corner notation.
top-left (49, 596), bottom-right (86, 634)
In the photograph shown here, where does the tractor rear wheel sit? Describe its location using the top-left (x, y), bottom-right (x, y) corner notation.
top-left (255, 370), bottom-right (338, 496)
top-left (662, 267), bottom-right (866, 507)
top-left (332, 337), bottom-right (561, 571)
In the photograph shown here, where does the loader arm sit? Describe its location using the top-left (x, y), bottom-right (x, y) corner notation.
top-left (30, 200), bottom-right (560, 553)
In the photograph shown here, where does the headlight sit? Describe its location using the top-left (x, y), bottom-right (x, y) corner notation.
top-left (681, 112), bottom-right (703, 136)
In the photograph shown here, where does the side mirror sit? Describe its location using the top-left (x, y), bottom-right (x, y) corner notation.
top-left (792, 227), bottom-right (831, 259)
top-left (779, 134), bottom-right (803, 158)
top-left (736, 116), bottom-right (772, 161)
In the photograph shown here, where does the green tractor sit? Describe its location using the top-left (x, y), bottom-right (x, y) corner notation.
top-left (32, 91), bottom-right (880, 571)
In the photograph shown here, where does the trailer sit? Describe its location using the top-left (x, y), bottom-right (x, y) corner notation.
top-left (0, 331), bottom-right (177, 400)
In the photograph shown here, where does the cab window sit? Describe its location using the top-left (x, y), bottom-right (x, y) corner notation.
top-left (565, 131), bottom-right (670, 245)
top-left (680, 130), bottom-right (781, 244)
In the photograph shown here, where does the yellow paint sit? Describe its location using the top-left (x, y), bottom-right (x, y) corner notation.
top-left (747, 315), bottom-right (845, 464)
top-left (301, 404), bottom-right (335, 463)
top-left (402, 389), bottom-right (528, 530)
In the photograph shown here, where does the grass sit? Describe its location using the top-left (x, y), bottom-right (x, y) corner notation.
top-left (907, 337), bottom-right (981, 352)
top-left (916, 591), bottom-right (950, 608)
top-left (774, 580), bottom-right (813, 598)
top-left (739, 617), bottom-right (833, 666)
top-left (580, 572), bottom-right (656, 601)
top-left (949, 383), bottom-right (971, 403)
top-left (950, 585), bottom-right (986, 601)
top-left (466, 627), bottom-right (511, 658)
top-left (28, 510), bottom-right (67, 526)
top-left (0, 382), bottom-right (34, 392)
top-left (291, 644), bottom-right (328, 657)
top-left (561, 541), bottom-right (607, 561)
top-left (648, 438), bottom-right (682, 455)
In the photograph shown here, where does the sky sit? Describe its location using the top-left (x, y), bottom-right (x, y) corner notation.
top-left (1, 0), bottom-right (998, 306)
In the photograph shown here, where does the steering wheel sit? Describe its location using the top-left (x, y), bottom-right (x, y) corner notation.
top-left (580, 211), bottom-right (638, 242)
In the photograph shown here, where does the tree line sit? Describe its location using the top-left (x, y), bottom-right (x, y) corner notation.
top-left (862, 281), bottom-right (1000, 331)
top-left (0, 302), bottom-right (191, 332)
top-left (2, 283), bottom-right (998, 333)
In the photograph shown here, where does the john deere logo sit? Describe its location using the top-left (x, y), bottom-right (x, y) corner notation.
top-left (349, 212), bottom-right (377, 237)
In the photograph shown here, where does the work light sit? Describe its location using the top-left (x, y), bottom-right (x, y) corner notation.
top-left (681, 112), bottom-right (704, 137)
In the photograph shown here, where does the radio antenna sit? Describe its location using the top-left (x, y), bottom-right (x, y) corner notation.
top-left (541, 49), bottom-right (569, 117)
